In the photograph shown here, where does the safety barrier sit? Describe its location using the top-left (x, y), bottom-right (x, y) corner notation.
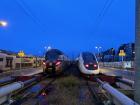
top-left (99, 61), bottom-right (134, 69)
top-left (96, 78), bottom-right (138, 105)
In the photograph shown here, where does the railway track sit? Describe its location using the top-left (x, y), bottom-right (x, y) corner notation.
top-left (81, 77), bottom-right (134, 105)
top-left (0, 66), bottom-right (137, 105)
top-left (11, 77), bottom-right (56, 105)
top-left (78, 77), bottom-right (106, 105)
top-left (0, 77), bottom-right (16, 87)
top-left (86, 80), bottom-right (104, 105)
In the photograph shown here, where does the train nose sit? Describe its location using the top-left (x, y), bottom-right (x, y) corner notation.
top-left (84, 63), bottom-right (98, 70)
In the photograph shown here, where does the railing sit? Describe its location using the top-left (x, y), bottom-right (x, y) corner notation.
top-left (99, 61), bottom-right (134, 69)
top-left (0, 78), bottom-right (36, 104)
top-left (96, 78), bottom-right (139, 105)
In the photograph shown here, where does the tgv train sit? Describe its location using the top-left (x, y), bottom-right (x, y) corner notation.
top-left (78, 52), bottom-right (100, 75)
top-left (43, 49), bottom-right (70, 74)
top-left (0, 52), bottom-right (43, 72)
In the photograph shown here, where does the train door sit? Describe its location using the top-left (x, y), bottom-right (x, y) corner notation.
top-left (5, 57), bottom-right (13, 70)
top-left (0, 57), bottom-right (4, 72)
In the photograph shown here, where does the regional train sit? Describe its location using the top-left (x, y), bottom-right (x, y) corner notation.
top-left (78, 52), bottom-right (100, 75)
top-left (43, 49), bottom-right (70, 74)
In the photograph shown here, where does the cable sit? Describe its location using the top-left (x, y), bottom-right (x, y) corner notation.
top-left (92, 0), bottom-right (115, 35)
top-left (15, 0), bottom-right (46, 33)
top-left (96, 0), bottom-right (111, 21)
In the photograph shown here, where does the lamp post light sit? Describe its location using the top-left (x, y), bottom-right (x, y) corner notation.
top-left (44, 46), bottom-right (47, 50)
top-left (0, 21), bottom-right (8, 27)
top-left (95, 46), bottom-right (102, 60)
top-left (44, 46), bottom-right (47, 57)
top-left (95, 46), bottom-right (102, 55)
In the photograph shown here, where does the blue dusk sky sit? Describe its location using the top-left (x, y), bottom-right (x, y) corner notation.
top-left (0, 0), bottom-right (135, 56)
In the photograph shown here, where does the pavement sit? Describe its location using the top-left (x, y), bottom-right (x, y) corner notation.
top-left (100, 67), bottom-right (135, 80)
top-left (0, 68), bottom-right (43, 79)
top-left (12, 68), bottom-right (43, 76)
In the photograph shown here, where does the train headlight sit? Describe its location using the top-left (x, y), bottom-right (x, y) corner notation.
top-left (85, 64), bottom-right (89, 68)
top-left (43, 62), bottom-right (46, 65)
top-left (94, 64), bottom-right (97, 68)
top-left (56, 61), bottom-right (61, 66)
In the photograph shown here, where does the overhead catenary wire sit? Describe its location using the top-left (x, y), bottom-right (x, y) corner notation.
top-left (15, 0), bottom-right (114, 40)
top-left (96, 0), bottom-right (111, 21)
top-left (92, 0), bottom-right (115, 35)
top-left (15, 0), bottom-right (47, 33)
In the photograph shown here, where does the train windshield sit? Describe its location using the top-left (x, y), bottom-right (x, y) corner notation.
top-left (82, 52), bottom-right (96, 63)
top-left (45, 49), bottom-right (63, 61)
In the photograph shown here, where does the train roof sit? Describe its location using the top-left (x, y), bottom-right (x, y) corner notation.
top-left (0, 49), bottom-right (17, 55)
top-left (46, 49), bottom-right (64, 55)
top-left (82, 52), bottom-right (94, 55)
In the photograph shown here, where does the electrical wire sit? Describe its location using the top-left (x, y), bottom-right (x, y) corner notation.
top-left (15, 0), bottom-right (46, 33)
top-left (92, 0), bottom-right (115, 34)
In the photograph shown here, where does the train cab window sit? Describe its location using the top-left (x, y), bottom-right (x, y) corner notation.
top-left (82, 52), bottom-right (96, 63)
top-left (45, 49), bottom-right (63, 61)
top-left (0, 58), bottom-right (3, 62)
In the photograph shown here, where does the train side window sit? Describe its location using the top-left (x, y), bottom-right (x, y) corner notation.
top-left (5, 57), bottom-right (13, 67)
top-left (6, 60), bottom-right (10, 67)
top-left (0, 58), bottom-right (3, 62)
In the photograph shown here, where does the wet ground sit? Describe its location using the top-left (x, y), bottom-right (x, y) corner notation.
top-left (100, 67), bottom-right (134, 80)
top-left (0, 67), bottom-right (43, 79)
top-left (39, 76), bottom-right (95, 105)
top-left (37, 64), bottom-right (96, 105)
top-left (12, 64), bottom-right (97, 105)
top-left (1, 64), bottom-right (134, 105)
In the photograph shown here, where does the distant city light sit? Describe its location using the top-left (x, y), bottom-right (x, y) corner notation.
top-left (0, 21), bottom-right (8, 27)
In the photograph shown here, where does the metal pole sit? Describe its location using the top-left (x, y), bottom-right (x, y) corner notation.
top-left (122, 56), bottom-right (124, 62)
top-left (96, 78), bottom-right (138, 105)
top-left (135, 0), bottom-right (140, 104)
top-left (97, 48), bottom-right (99, 55)
top-left (20, 57), bottom-right (22, 70)
top-left (0, 82), bottom-right (24, 104)
top-left (0, 78), bottom-right (37, 104)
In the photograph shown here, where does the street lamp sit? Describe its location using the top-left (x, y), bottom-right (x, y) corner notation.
top-left (0, 21), bottom-right (8, 27)
top-left (44, 46), bottom-right (47, 57)
top-left (95, 46), bottom-right (102, 54)
top-left (95, 46), bottom-right (102, 60)
top-left (44, 46), bottom-right (47, 50)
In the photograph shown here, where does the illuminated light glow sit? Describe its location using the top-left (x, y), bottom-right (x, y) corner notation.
top-left (43, 62), bottom-right (46, 65)
top-left (56, 61), bottom-right (61, 66)
top-left (44, 46), bottom-right (47, 49)
top-left (95, 46), bottom-right (102, 49)
top-left (85, 64), bottom-right (89, 68)
top-left (47, 46), bottom-right (52, 51)
top-left (41, 92), bottom-right (47, 96)
top-left (94, 64), bottom-right (97, 68)
top-left (0, 21), bottom-right (8, 27)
